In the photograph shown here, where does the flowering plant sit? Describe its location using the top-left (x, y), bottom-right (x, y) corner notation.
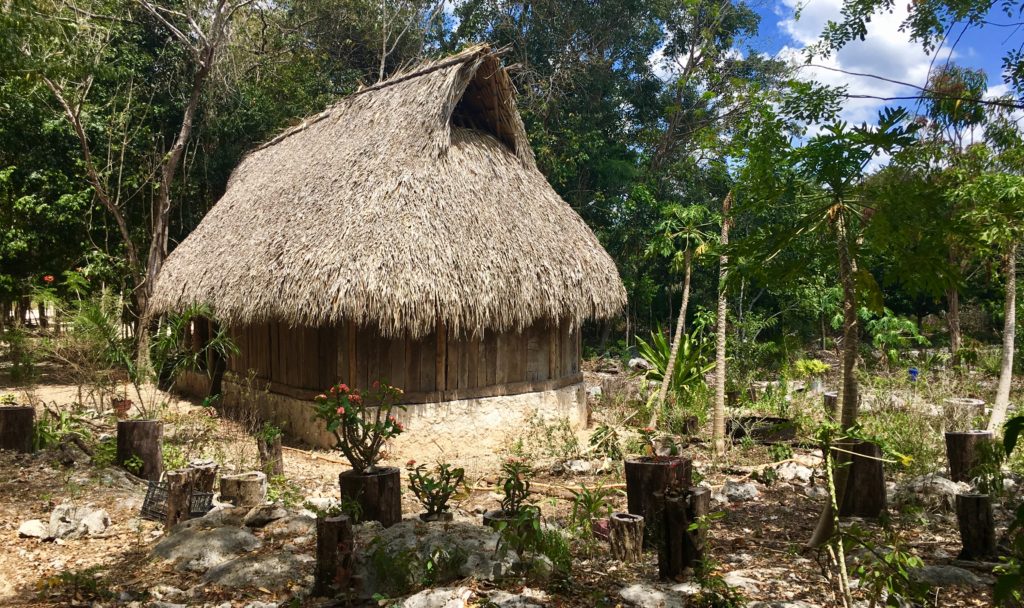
top-left (312, 381), bottom-right (406, 473)
top-left (638, 426), bottom-right (657, 456)
top-left (407, 460), bottom-right (466, 516)
top-left (498, 458), bottom-right (536, 515)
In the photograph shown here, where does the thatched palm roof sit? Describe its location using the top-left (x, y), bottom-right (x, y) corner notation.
top-left (151, 45), bottom-right (626, 338)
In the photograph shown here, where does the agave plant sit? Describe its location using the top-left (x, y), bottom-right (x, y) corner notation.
top-left (635, 324), bottom-right (713, 395)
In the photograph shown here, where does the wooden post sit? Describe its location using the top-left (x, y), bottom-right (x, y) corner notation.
top-left (339, 467), bottom-right (402, 527)
top-left (258, 435), bottom-right (285, 477)
top-left (220, 471), bottom-right (267, 507)
top-left (683, 487), bottom-right (710, 567)
top-left (823, 392), bottom-right (838, 421)
top-left (116, 419), bottom-right (163, 481)
top-left (314, 515), bottom-right (354, 597)
top-left (608, 512), bottom-right (644, 562)
top-left (165, 469), bottom-right (190, 530)
top-left (836, 440), bottom-right (886, 518)
top-left (625, 457), bottom-right (692, 547)
top-left (658, 493), bottom-right (689, 580)
top-left (0, 406), bottom-right (34, 453)
top-left (956, 494), bottom-right (997, 561)
top-left (945, 431), bottom-right (993, 483)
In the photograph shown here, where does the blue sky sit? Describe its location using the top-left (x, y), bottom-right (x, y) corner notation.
top-left (743, 0), bottom-right (1015, 125)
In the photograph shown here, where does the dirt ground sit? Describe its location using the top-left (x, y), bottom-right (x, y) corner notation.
top-left (0, 373), bottom-right (1003, 607)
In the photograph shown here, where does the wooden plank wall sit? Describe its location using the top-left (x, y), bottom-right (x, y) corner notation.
top-left (224, 319), bottom-right (579, 397)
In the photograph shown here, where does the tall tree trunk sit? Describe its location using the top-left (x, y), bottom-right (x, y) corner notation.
top-left (989, 243), bottom-right (1017, 432)
top-left (713, 193), bottom-right (732, 454)
top-left (947, 287), bottom-right (962, 364)
top-left (807, 207), bottom-right (861, 549)
top-left (650, 249), bottom-right (693, 427)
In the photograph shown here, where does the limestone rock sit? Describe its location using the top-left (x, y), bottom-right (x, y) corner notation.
top-left (618, 582), bottom-right (698, 608)
top-left (153, 526), bottom-right (261, 572)
top-left (243, 504), bottom-right (288, 528)
top-left (400, 586), bottom-right (473, 608)
top-left (263, 515), bottom-right (315, 539)
top-left (488, 587), bottom-right (549, 607)
top-left (202, 552), bottom-right (313, 588)
top-left (894, 474), bottom-right (969, 513)
top-left (172, 506), bottom-right (249, 532)
top-left (776, 462), bottom-right (813, 484)
top-left (723, 481), bottom-right (760, 502)
top-left (48, 504), bottom-right (110, 539)
top-left (804, 485), bottom-right (828, 500)
top-left (628, 358), bottom-right (653, 372)
top-left (18, 519), bottom-right (48, 539)
top-left (911, 564), bottom-right (987, 588)
top-left (564, 459), bottom-right (592, 474)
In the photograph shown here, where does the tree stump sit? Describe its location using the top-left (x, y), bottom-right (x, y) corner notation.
top-left (258, 435), bottom-right (285, 477)
top-left (116, 419), bottom-right (163, 481)
top-left (625, 457), bottom-right (692, 547)
top-left (956, 493), bottom-right (997, 561)
top-left (0, 406), bottom-right (34, 453)
top-left (656, 493), bottom-right (688, 580)
top-left (314, 515), bottom-right (355, 597)
top-left (823, 392), bottom-right (838, 421)
top-left (220, 471), bottom-right (267, 507)
top-left (683, 486), bottom-right (710, 568)
top-left (164, 461), bottom-right (220, 530)
top-left (836, 440), bottom-right (886, 518)
top-left (945, 431), bottom-right (993, 483)
top-left (608, 512), bottom-right (644, 561)
top-left (339, 467), bottom-right (402, 527)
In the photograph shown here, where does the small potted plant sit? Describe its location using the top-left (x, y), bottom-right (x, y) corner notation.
top-left (624, 427), bottom-right (692, 546)
top-left (483, 457), bottom-right (540, 530)
top-left (313, 380), bottom-right (406, 527)
top-left (793, 358), bottom-right (830, 394)
top-left (407, 459), bottom-right (466, 522)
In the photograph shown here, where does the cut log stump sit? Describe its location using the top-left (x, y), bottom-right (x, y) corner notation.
top-left (164, 460), bottom-right (220, 530)
top-left (945, 431), bottom-right (993, 483)
top-left (625, 457), bottom-right (692, 547)
top-left (339, 467), bottom-right (402, 527)
top-left (836, 440), bottom-right (886, 518)
top-left (258, 435), bottom-right (285, 477)
top-left (823, 392), bottom-right (838, 421)
top-left (220, 471), bottom-right (267, 507)
top-left (683, 486), bottom-right (710, 568)
top-left (956, 493), bottom-right (997, 561)
top-left (0, 406), bottom-right (34, 453)
top-left (314, 515), bottom-right (354, 597)
top-left (116, 419), bottom-right (163, 481)
top-left (608, 512), bottom-right (644, 562)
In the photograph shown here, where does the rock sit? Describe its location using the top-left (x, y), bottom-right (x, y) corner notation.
top-left (263, 515), bottom-right (315, 539)
top-left (400, 586), bottom-right (473, 608)
top-left (596, 457), bottom-right (615, 474)
top-left (488, 587), bottom-right (548, 607)
top-left (586, 386), bottom-right (603, 399)
top-left (202, 552), bottom-right (313, 588)
top-left (723, 570), bottom-right (761, 591)
top-left (48, 504), bottom-right (110, 539)
top-left (549, 461), bottom-right (565, 475)
top-left (148, 602), bottom-right (187, 608)
top-left (618, 582), bottom-right (697, 608)
top-left (749, 602), bottom-right (821, 608)
top-left (243, 504), bottom-right (288, 528)
top-left (148, 584), bottom-right (187, 601)
top-left (628, 358), bottom-right (653, 371)
top-left (18, 519), bottom-right (48, 539)
top-left (243, 603), bottom-right (279, 608)
top-left (894, 474), bottom-right (970, 512)
top-left (804, 485), bottom-right (828, 500)
top-left (776, 462), bottom-right (813, 484)
top-left (153, 526), bottom-right (261, 572)
top-left (564, 459), bottom-right (592, 474)
top-left (173, 506), bottom-right (250, 532)
top-left (723, 481), bottom-right (760, 502)
top-left (911, 564), bottom-right (986, 588)
top-left (302, 496), bottom-right (337, 513)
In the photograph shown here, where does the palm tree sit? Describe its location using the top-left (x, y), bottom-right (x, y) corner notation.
top-left (646, 203), bottom-right (718, 427)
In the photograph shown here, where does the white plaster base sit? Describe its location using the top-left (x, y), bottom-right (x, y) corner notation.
top-left (175, 372), bottom-right (587, 449)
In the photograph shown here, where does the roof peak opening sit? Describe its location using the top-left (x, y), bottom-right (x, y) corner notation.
top-left (450, 56), bottom-right (518, 155)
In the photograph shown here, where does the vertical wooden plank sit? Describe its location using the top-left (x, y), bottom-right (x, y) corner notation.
top-left (387, 335), bottom-right (406, 389)
top-left (459, 335), bottom-right (471, 389)
top-left (494, 332), bottom-right (507, 385)
top-left (561, 322), bottom-right (572, 377)
top-left (405, 335), bottom-right (419, 393)
top-left (419, 332), bottom-right (436, 392)
top-left (526, 324), bottom-right (544, 382)
top-left (347, 321), bottom-right (357, 388)
top-left (552, 321), bottom-right (561, 378)
top-left (446, 331), bottom-right (460, 390)
top-left (485, 330), bottom-right (498, 387)
top-left (435, 322), bottom-right (447, 393)
top-left (467, 336), bottom-right (480, 389)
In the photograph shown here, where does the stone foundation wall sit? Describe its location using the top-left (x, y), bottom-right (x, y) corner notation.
top-left (176, 371), bottom-right (587, 449)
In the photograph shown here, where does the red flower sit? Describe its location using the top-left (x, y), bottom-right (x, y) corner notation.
top-left (329, 386), bottom-right (337, 394)
top-left (315, 394), bottom-right (327, 401)
top-left (42, 275), bottom-right (54, 283)
top-left (336, 406), bottom-right (345, 415)
top-left (349, 393), bottom-right (361, 404)
top-left (338, 384), bottom-right (349, 394)
top-left (406, 459), bottom-right (416, 467)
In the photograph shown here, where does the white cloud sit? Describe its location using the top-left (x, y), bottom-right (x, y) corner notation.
top-left (775, 0), bottom-right (944, 127)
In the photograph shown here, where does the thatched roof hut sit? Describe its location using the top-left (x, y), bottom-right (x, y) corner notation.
top-left (154, 46), bottom-right (625, 446)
